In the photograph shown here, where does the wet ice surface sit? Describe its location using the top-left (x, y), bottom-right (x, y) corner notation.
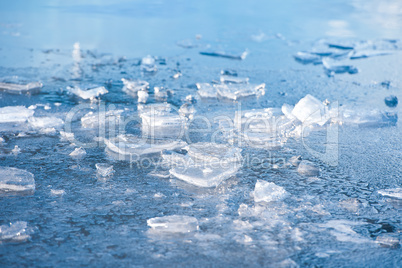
top-left (1, 0), bottom-right (402, 267)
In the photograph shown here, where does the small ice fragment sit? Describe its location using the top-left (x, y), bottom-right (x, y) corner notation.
top-left (291, 94), bottom-right (327, 125)
top-left (105, 134), bottom-right (186, 161)
top-left (0, 137), bottom-right (4, 144)
top-left (137, 90), bottom-right (149, 103)
top-left (221, 69), bottom-right (238, 76)
top-left (69, 147), bottom-right (86, 159)
top-left (252, 180), bottom-right (288, 203)
top-left (251, 32), bottom-right (268, 42)
top-left (0, 81), bottom-right (42, 95)
top-left (141, 55), bottom-right (157, 72)
top-left (59, 131), bottom-right (74, 141)
top-left (288, 155), bottom-right (302, 167)
top-left (154, 87), bottom-right (168, 100)
top-left (341, 109), bottom-right (397, 127)
top-left (28, 117), bottom-right (64, 129)
top-left (154, 192), bottom-right (165, 198)
top-left (293, 51), bottom-right (322, 65)
top-left (384, 95), bottom-right (398, 108)
top-left (0, 106), bottom-right (34, 123)
top-left (199, 49), bottom-right (248, 60)
top-left (297, 160), bottom-right (320, 176)
top-left (323, 58), bottom-right (358, 75)
top-left (350, 50), bottom-right (392, 59)
top-left (196, 83), bottom-right (218, 98)
top-left (179, 103), bottom-right (196, 119)
top-left (0, 167), bottom-right (35, 194)
top-left (376, 235), bottom-right (400, 248)
top-left (220, 75), bottom-right (249, 84)
top-left (81, 110), bottom-right (123, 128)
top-left (95, 163), bottom-right (114, 177)
top-left (28, 105), bottom-right (37, 110)
top-left (339, 198), bottom-right (361, 213)
top-left (121, 78), bottom-right (149, 95)
top-left (378, 188), bottom-right (402, 199)
top-left (44, 105), bottom-right (51, 110)
top-left (67, 85), bottom-right (108, 100)
top-left (11, 145), bottom-right (20, 155)
top-left (215, 83), bottom-right (265, 100)
top-left (50, 189), bottom-right (66, 196)
top-left (147, 215), bottom-right (198, 233)
top-left (172, 72), bottom-right (182, 79)
top-left (326, 41), bottom-right (355, 50)
top-left (0, 221), bottom-right (31, 242)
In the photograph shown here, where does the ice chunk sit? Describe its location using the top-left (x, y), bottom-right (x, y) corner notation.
top-left (69, 147), bottom-right (86, 159)
top-left (50, 189), bottom-right (66, 196)
top-left (384, 95), bottom-right (398, 108)
top-left (293, 51), bottom-right (322, 64)
top-left (297, 160), bottom-right (320, 176)
top-left (59, 131), bottom-right (74, 141)
top-left (141, 55), bottom-right (157, 72)
top-left (220, 75), bottom-right (249, 84)
top-left (12, 145), bottom-right (21, 155)
top-left (81, 110), bottom-right (123, 128)
top-left (318, 220), bottom-right (371, 244)
top-left (105, 134), bottom-right (187, 161)
top-left (121, 78), bottom-right (149, 95)
top-left (291, 94), bottom-right (327, 125)
top-left (67, 85), bottom-right (108, 100)
top-left (147, 215), bottom-right (198, 233)
top-left (95, 163), bottom-right (114, 177)
top-left (0, 81), bottom-right (42, 95)
top-left (288, 155), bottom-right (302, 167)
top-left (350, 50), bottom-right (392, 59)
top-left (215, 83), bottom-right (265, 100)
top-left (376, 235), bottom-right (400, 248)
top-left (196, 83), bottom-right (217, 98)
top-left (378, 188), bottom-right (402, 199)
top-left (0, 167), bottom-right (35, 194)
top-left (0, 221), bottom-right (31, 242)
top-left (0, 106), bottom-right (34, 123)
top-left (252, 180), bottom-right (288, 203)
top-left (169, 143), bottom-right (242, 187)
top-left (341, 109), bottom-right (397, 127)
top-left (137, 90), bottom-right (149, 103)
top-left (28, 116), bottom-right (64, 129)
top-left (200, 49), bottom-right (248, 60)
top-left (323, 58), bottom-right (358, 75)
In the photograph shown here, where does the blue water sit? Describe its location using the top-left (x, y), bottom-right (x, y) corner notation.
top-left (0, 0), bottom-right (401, 267)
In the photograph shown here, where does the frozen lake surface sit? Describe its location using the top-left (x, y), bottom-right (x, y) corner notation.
top-left (0, 0), bottom-right (401, 266)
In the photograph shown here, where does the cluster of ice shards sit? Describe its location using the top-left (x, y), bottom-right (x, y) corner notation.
top-left (67, 84), bottom-right (108, 100)
top-left (196, 82), bottom-right (265, 100)
top-left (0, 76), bottom-right (42, 95)
top-left (165, 142), bottom-right (242, 187)
top-left (147, 215), bottom-right (198, 234)
top-left (104, 134), bottom-right (187, 161)
top-left (252, 180), bottom-right (289, 203)
top-left (81, 109), bottom-right (124, 129)
top-left (139, 103), bottom-right (187, 139)
top-left (0, 167), bottom-right (35, 195)
top-left (0, 221), bottom-right (32, 242)
top-left (294, 38), bottom-right (402, 75)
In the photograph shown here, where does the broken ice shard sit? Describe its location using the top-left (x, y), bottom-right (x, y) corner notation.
top-left (252, 180), bottom-right (288, 203)
top-left (81, 110), bottom-right (124, 128)
top-left (384, 95), bottom-right (398, 108)
top-left (0, 221), bottom-right (32, 242)
top-left (323, 59), bottom-right (358, 75)
top-left (341, 109), bottom-right (397, 127)
top-left (69, 147), bottom-right (86, 159)
top-left (0, 78), bottom-right (42, 94)
top-left (350, 50), bottom-right (392, 60)
top-left (95, 163), bottom-right (114, 177)
top-left (67, 85), bottom-right (108, 100)
top-left (169, 142), bottom-right (242, 187)
top-left (220, 75), bottom-right (249, 84)
top-left (291, 94), bottom-right (328, 126)
top-left (0, 106), bottom-right (34, 123)
top-left (196, 83), bottom-right (218, 98)
top-left (121, 78), bottom-right (149, 96)
top-left (0, 167), bottom-right (35, 194)
top-left (376, 235), bottom-right (400, 248)
top-left (200, 49), bottom-right (248, 60)
top-left (378, 188), bottom-right (402, 199)
top-left (147, 215), bottom-right (198, 234)
top-left (293, 52), bottom-right (322, 65)
top-left (297, 160), bottom-right (320, 176)
top-left (104, 134), bottom-right (186, 161)
top-left (141, 55), bottom-right (157, 72)
top-left (215, 83), bottom-right (265, 100)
